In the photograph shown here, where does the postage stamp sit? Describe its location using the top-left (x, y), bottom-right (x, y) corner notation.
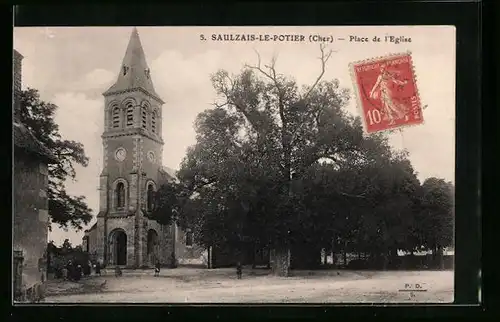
top-left (350, 52), bottom-right (424, 134)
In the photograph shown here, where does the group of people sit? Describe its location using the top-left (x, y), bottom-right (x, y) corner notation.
top-left (62, 260), bottom-right (101, 281)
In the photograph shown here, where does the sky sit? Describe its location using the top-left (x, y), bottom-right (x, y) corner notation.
top-left (13, 26), bottom-right (456, 246)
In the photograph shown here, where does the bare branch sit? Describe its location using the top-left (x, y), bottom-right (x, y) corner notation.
top-left (245, 50), bottom-right (287, 131)
top-left (244, 49), bottom-right (278, 85)
top-left (338, 191), bottom-right (367, 199)
top-left (302, 44), bottom-right (335, 101)
top-left (212, 101), bottom-right (229, 109)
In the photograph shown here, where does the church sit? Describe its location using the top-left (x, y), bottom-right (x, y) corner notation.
top-left (82, 28), bottom-right (204, 268)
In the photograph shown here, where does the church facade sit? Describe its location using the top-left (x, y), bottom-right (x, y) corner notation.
top-left (83, 28), bottom-right (204, 268)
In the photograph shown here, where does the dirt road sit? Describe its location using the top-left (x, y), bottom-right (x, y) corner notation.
top-left (44, 268), bottom-right (453, 303)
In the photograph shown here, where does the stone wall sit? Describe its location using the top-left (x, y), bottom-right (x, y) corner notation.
top-left (87, 226), bottom-right (99, 257)
top-left (175, 228), bottom-right (207, 266)
top-left (95, 217), bottom-right (106, 264)
top-left (144, 218), bottom-right (174, 267)
top-left (13, 152), bottom-right (49, 293)
top-left (13, 50), bottom-right (23, 118)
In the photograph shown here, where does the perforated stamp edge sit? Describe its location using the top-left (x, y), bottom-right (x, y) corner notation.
top-left (348, 51), bottom-right (425, 135)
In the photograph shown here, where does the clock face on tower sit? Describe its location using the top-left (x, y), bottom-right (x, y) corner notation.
top-left (147, 151), bottom-right (156, 163)
top-left (115, 148), bottom-right (127, 162)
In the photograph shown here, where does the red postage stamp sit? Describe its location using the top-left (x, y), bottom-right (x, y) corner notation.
top-left (350, 52), bottom-right (423, 133)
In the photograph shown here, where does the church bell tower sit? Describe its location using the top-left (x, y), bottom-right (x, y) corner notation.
top-left (95, 27), bottom-right (166, 268)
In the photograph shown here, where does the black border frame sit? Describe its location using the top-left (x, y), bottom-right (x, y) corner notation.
top-left (8, 1), bottom-right (488, 320)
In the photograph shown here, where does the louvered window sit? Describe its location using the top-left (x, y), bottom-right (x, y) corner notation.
top-left (151, 111), bottom-right (157, 133)
top-left (141, 107), bottom-right (147, 129)
top-left (126, 103), bottom-right (134, 127)
top-left (112, 107), bottom-right (120, 128)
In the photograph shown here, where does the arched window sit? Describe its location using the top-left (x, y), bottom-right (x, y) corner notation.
top-left (151, 111), bottom-right (157, 134)
top-left (141, 106), bottom-right (147, 129)
top-left (147, 184), bottom-right (155, 212)
top-left (115, 182), bottom-right (125, 209)
top-left (126, 103), bottom-right (134, 127)
top-left (112, 106), bottom-right (121, 128)
top-left (185, 229), bottom-right (193, 247)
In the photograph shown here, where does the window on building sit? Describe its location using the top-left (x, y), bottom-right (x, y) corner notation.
top-left (141, 107), bottom-right (147, 129)
top-left (185, 229), bottom-right (193, 247)
top-left (112, 106), bottom-right (120, 128)
top-left (126, 103), bottom-right (134, 127)
top-left (84, 237), bottom-right (89, 253)
top-left (151, 111), bottom-right (157, 133)
top-left (147, 184), bottom-right (155, 212)
top-left (115, 182), bottom-right (125, 209)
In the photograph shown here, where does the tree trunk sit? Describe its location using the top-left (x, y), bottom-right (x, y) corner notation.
top-left (389, 247), bottom-right (399, 269)
top-left (270, 246), bottom-right (290, 277)
top-left (437, 246), bottom-right (444, 270)
top-left (207, 246), bottom-right (212, 269)
top-left (343, 251), bottom-right (347, 267)
top-left (251, 243), bottom-right (256, 269)
top-left (382, 251), bottom-right (389, 270)
top-left (323, 249), bottom-right (328, 265)
top-left (331, 238), bottom-right (336, 267)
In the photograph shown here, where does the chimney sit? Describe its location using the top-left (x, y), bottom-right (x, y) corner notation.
top-left (13, 50), bottom-right (23, 121)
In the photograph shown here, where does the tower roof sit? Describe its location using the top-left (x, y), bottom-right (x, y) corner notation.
top-left (103, 27), bottom-right (163, 102)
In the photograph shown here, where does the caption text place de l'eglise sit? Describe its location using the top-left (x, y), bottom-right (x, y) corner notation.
top-left (204, 34), bottom-right (412, 44)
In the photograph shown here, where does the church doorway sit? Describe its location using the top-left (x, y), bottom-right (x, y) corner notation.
top-left (110, 229), bottom-right (127, 266)
top-left (147, 229), bottom-right (159, 266)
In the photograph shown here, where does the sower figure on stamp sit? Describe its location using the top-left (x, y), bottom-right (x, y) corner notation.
top-left (369, 63), bottom-right (408, 125)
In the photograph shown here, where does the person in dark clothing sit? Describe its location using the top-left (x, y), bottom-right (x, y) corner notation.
top-left (83, 261), bottom-right (91, 277)
top-left (170, 252), bottom-right (177, 268)
top-left (66, 260), bottom-right (74, 281)
top-left (74, 265), bottom-right (82, 281)
top-left (154, 261), bottom-right (161, 277)
top-left (114, 265), bottom-right (123, 277)
top-left (236, 262), bottom-right (242, 279)
top-left (95, 261), bottom-right (101, 276)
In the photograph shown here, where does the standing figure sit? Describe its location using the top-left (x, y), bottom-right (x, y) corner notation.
top-left (83, 260), bottom-right (91, 277)
top-left (74, 265), bottom-right (82, 281)
top-left (236, 261), bottom-right (242, 279)
top-left (369, 63), bottom-right (408, 125)
top-left (114, 265), bottom-right (122, 277)
top-left (154, 261), bottom-right (161, 277)
top-left (66, 260), bottom-right (74, 281)
top-left (95, 261), bottom-right (101, 276)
